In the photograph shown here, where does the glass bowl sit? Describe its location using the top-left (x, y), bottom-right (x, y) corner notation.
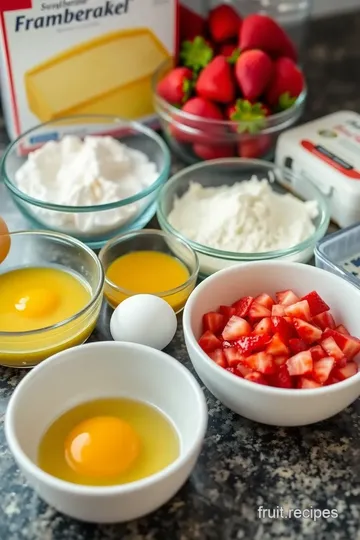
top-left (157, 158), bottom-right (330, 278)
top-left (99, 229), bottom-right (199, 313)
top-left (1, 115), bottom-right (171, 249)
top-left (0, 230), bottom-right (104, 368)
top-left (152, 59), bottom-right (307, 165)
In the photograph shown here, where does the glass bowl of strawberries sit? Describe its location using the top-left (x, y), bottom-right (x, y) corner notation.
top-left (183, 261), bottom-right (360, 426)
top-left (153, 5), bottom-right (307, 163)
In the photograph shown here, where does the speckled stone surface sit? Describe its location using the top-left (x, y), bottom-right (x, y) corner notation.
top-left (1, 11), bottom-right (360, 539)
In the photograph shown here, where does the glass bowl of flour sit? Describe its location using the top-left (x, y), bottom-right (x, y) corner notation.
top-left (157, 158), bottom-right (330, 278)
top-left (1, 116), bottom-right (171, 249)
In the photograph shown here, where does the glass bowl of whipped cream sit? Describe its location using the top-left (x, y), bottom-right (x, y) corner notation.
top-left (157, 158), bottom-right (330, 278)
top-left (1, 115), bottom-right (171, 249)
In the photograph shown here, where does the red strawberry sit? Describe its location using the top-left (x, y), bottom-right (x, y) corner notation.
top-left (310, 345), bottom-right (326, 362)
top-left (222, 316), bottom-right (251, 341)
top-left (254, 293), bottom-right (274, 310)
top-left (322, 328), bottom-right (360, 361)
top-left (298, 377), bottom-right (321, 389)
top-left (244, 372), bottom-right (268, 385)
top-left (301, 291), bottom-right (330, 317)
top-left (239, 14), bottom-right (297, 61)
top-left (247, 352), bottom-right (275, 375)
top-left (219, 43), bottom-right (240, 62)
top-left (266, 333), bottom-right (289, 356)
top-left (312, 311), bottom-right (335, 331)
top-left (266, 57), bottom-right (304, 108)
top-left (171, 97), bottom-right (224, 144)
top-left (179, 5), bottom-right (206, 42)
top-left (193, 143), bottom-right (235, 160)
top-left (248, 301), bottom-right (271, 320)
top-left (288, 338), bottom-right (307, 355)
top-left (272, 304), bottom-right (286, 316)
top-left (271, 316), bottom-right (294, 343)
top-left (287, 350), bottom-right (313, 376)
top-left (232, 296), bottom-right (254, 317)
top-left (224, 347), bottom-right (247, 367)
top-left (196, 56), bottom-right (236, 104)
top-left (292, 318), bottom-right (322, 345)
top-left (312, 357), bottom-right (335, 384)
top-left (273, 355), bottom-right (289, 367)
top-left (271, 365), bottom-right (292, 388)
top-left (320, 336), bottom-right (346, 364)
top-left (336, 324), bottom-right (350, 336)
top-left (227, 99), bottom-right (269, 137)
top-left (235, 50), bottom-right (273, 101)
top-left (219, 305), bottom-right (236, 318)
top-left (157, 67), bottom-right (194, 105)
top-left (275, 290), bottom-right (300, 306)
top-left (202, 312), bottom-right (226, 334)
top-left (238, 135), bottom-right (272, 159)
top-left (253, 317), bottom-right (272, 335)
top-left (208, 348), bottom-right (227, 368)
top-left (208, 4), bottom-right (242, 44)
top-left (284, 300), bottom-right (311, 321)
top-left (237, 362), bottom-right (253, 377)
top-left (180, 36), bottom-right (214, 72)
top-left (198, 330), bottom-right (222, 352)
top-left (236, 333), bottom-right (271, 355)
top-left (332, 362), bottom-right (358, 381)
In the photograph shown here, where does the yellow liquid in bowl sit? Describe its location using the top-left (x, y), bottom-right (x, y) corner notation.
top-left (105, 251), bottom-right (193, 312)
top-left (0, 267), bottom-right (98, 367)
top-left (38, 398), bottom-right (180, 487)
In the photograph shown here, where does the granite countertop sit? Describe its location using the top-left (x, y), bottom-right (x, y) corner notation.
top-left (1, 12), bottom-right (360, 540)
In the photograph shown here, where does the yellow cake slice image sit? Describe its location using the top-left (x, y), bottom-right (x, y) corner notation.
top-left (24, 28), bottom-right (171, 122)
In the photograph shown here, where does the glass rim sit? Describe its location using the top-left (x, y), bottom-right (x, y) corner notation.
top-left (99, 228), bottom-right (200, 296)
top-left (1, 114), bottom-right (171, 212)
top-left (156, 158), bottom-right (331, 261)
top-left (0, 230), bottom-right (104, 337)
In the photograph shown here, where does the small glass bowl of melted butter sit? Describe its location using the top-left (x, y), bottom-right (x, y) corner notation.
top-left (0, 230), bottom-right (104, 368)
top-left (99, 229), bottom-right (199, 313)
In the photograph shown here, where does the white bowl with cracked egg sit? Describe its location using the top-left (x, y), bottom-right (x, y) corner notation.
top-left (157, 159), bottom-right (330, 277)
top-left (1, 115), bottom-right (171, 249)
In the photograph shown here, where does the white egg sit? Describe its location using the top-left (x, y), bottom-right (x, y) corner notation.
top-left (110, 294), bottom-right (177, 350)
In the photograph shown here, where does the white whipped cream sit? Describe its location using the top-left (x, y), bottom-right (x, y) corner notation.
top-left (15, 135), bottom-right (159, 235)
top-left (168, 177), bottom-right (319, 253)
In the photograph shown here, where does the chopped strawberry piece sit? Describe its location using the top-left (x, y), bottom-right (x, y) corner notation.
top-left (276, 290), bottom-right (300, 306)
top-left (288, 338), bottom-right (307, 355)
top-left (253, 317), bottom-right (272, 335)
top-left (247, 352), bottom-right (275, 374)
top-left (222, 315), bottom-right (252, 341)
top-left (236, 362), bottom-right (253, 377)
top-left (266, 332), bottom-right (289, 356)
top-left (248, 301), bottom-right (271, 320)
top-left (320, 336), bottom-right (346, 364)
top-left (232, 296), bottom-right (254, 317)
top-left (224, 347), bottom-right (247, 367)
top-left (312, 357), bottom-right (335, 384)
top-left (325, 374), bottom-right (341, 386)
top-left (298, 377), bottom-right (321, 389)
top-left (322, 328), bottom-right (360, 361)
top-left (272, 304), bottom-right (286, 316)
top-left (310, 345), bottom-right (326, 362)
top-left (226, 367), bottom-right (238, 376)
top-left (254, 293), bottom-right (274, 310)
top-left (312, 311), bottom-right (335, 330)
top-left (271, 365), bottom-right (292, 388)
top-left (219, 305), bottom-right (236, 318)
top-left (208, 348), bottom-right (227, 368)
top-left (336, 324), bottom-right (350, 336)
top-left (271, 316), bottom-right (294, 343)
top-left (203, 312), bottom-right (226, 334)
top-left (284, 300), bottom-right (311, 321)
top-left (332, 362), bottom-right (358, 381)
top-left (292, 318), bottom-right (322, 345)
top-left (236, 333), bottom-right (272, 355)
top-left (287, 350), bottom-right (313, 376)
top-left (301, 291), bottom-right (330, 317)
top-left (199, 331), bottom-right (222, 352)
top-left (273, 355), bottom-right (289, 367)
top-left (244, 372), bottom-right (268, 385)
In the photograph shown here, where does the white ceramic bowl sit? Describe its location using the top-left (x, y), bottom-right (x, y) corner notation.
top-left (5, 342), bottom-right (208, 523)
top-left (183, 261), bottom-right (360, 427)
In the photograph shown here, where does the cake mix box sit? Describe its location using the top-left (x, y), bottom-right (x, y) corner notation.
top-left (0, 0), bottom-right (178, 141)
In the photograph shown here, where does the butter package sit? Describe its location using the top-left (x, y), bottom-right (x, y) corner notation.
top-left (0, 0), bottom-right (177, 142)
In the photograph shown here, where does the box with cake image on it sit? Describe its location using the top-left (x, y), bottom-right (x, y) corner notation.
top-left (0, 0), bottom-right (178, 142)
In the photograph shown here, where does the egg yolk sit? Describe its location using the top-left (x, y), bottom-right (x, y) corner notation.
top-left (0, 217), bottom-right (10, 264)
top-left (64, 416), bottom-right (141, 477)
top-left (14, 288), bottom-right (60, 317)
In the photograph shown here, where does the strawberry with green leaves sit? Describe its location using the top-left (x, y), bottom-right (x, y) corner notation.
top-left (266, 57), bottom-right (304, 109)
top-left (208, 4), bottom-right (242, 44)
top-left (219, 43), bottom-right (241, 63)
top-left (196, 55), bottom-right (236, 104)
top-left (157, 67), bottom-right (194, 106)
top-left (180, 36), bottom-right (214, 73)
top-left (170, 97), bottom-right (224, 144)
top-left (227, 99), bottom-right (269, 134)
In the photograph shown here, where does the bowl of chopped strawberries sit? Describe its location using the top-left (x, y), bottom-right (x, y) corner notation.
top-left (153, 5), bottom-right (307, 164)
top-left (183, 261), bottom-right (360, 426)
